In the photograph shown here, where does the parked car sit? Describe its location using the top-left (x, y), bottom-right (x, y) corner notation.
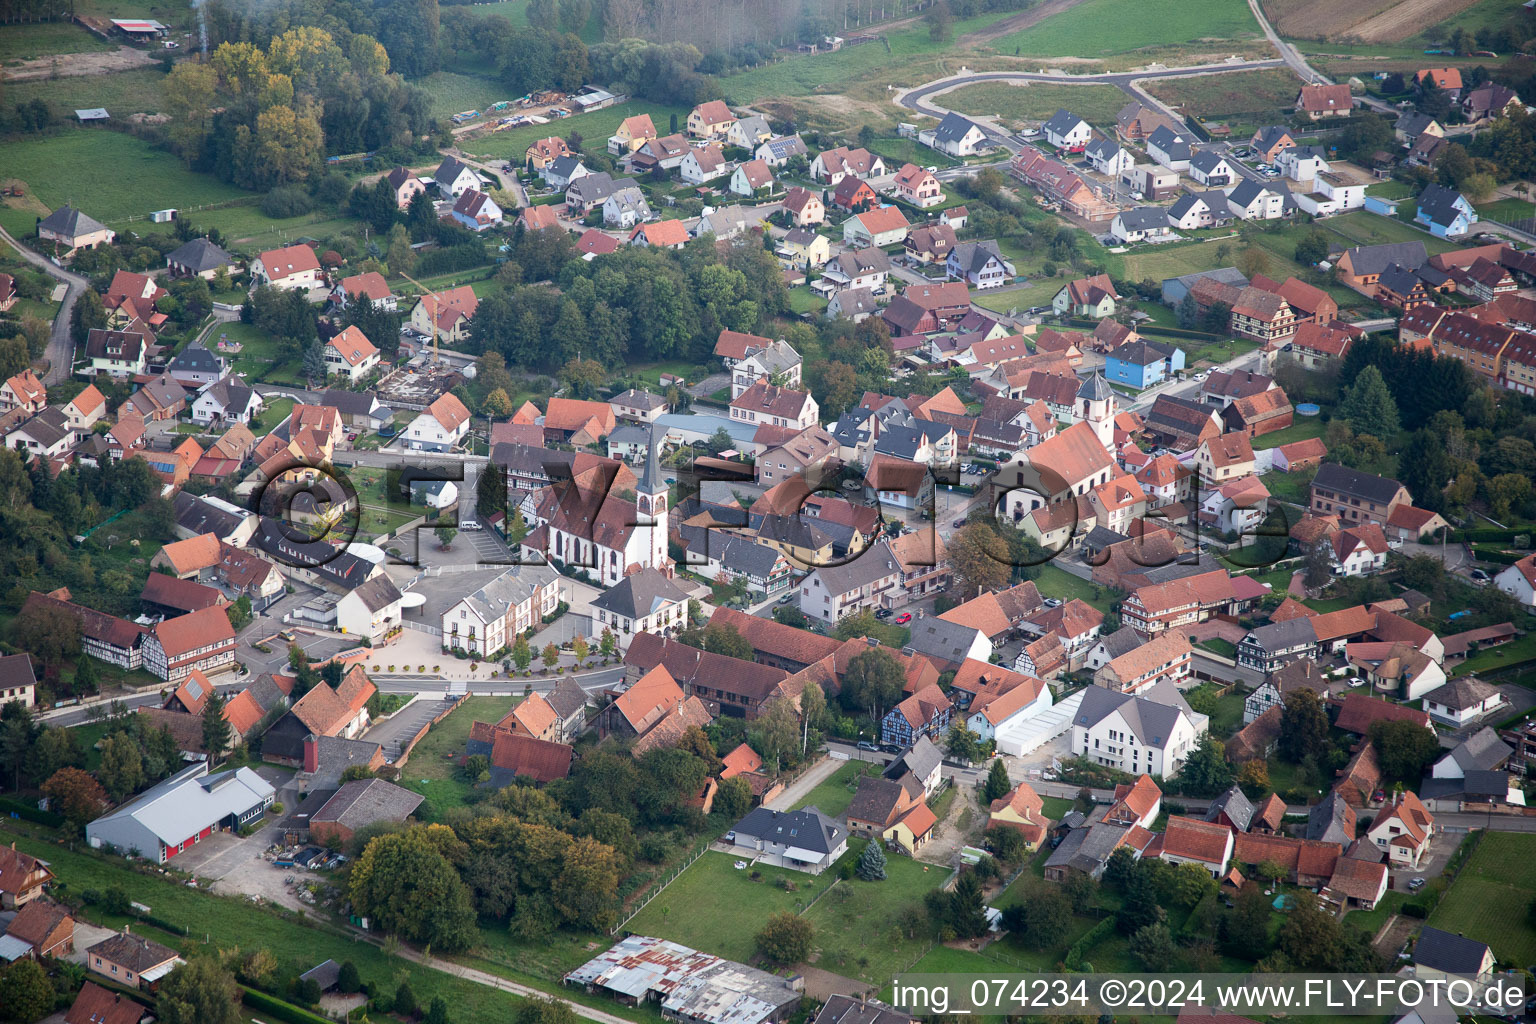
top-left (777, 593), bottom-right (794, 604)
top-left (874, 607), bottom-right (893, 619)
top-left (1470, 568), bottom-right (1492, 582)
top-left (1348, 676), bottom-right (1366, 688)
top-left (856, 740), bottom-right (880, 752)
top-left (460, 520), bottom-right (481, 531)
top-left (1407, 877), bottom-right (1426, 892)
top-left (895, 611), bottom-right (912, 624)
top-left (1044, 597), bottom-right (1062, 608)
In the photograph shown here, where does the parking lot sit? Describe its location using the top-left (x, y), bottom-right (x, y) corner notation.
top-left (363, 696), bottom-right (453, 763)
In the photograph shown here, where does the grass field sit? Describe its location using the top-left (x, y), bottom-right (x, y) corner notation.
top-left (3, 69), bottom-right (168, 116)
top-left (460, 99), bottom-right (691, 162)
top-left (867, 136), bottom-right (960, 170)
top-left (802, 850), bottom-right (949, 985)
top-left (0, 131), bottom-right (248, 226)
top-left (718, 12), bottom-right (1017, 103)
top-left (0, 828), bottom-right (543, 1021)
top-left (990, 0), bottom-right (1262, 57)
top-left (1450, 631), bottom-right (1536, 679)
top-left (1475, 197), bottom-right (1536, 223)
top-left (1428, 832), bottom-right (1536, 967)
top-left (792, 759), bottom-right (885, 817)
top-left (624, 852), bottom-right (839, 962)
top-left (971, 278), bottom-right (1061, 315)
top-left (1147, 69), bottom-right (1305, 129)
top-left (417, 70), bottom-right (516, 120)
top-left (1251, 414), bottom-right (1325, 450)
top-left (1034, 564), bottom-right (1117, 612)
top-left (0, 20), bottom-right (114, 62)
top-left (216, 322), bottom-right (303, 387)
top-left (1118, 236), bottom-right (1242, 283)
top-left (480, 0), bottom-right (532, 27)
top-left (395, 696), bottom-right (519, 813)
top-left (942, 82), bottom-right (1130, 129)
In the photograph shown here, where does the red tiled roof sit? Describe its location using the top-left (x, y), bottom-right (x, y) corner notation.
top-left (66, 982), bottom-right (145, 1024)
top-left (488, 730), bottom-right (573, 782)
top-left (1161, 815), bottom-right (1232, 863)
top-left (721, 742), bottom-right (763, 778)
top-left (1334, 693), bottom-right (1432, 735)
top-left (152, 605), bottom-right (233, 658)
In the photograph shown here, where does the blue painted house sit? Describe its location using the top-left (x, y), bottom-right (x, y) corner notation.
top-left (1414, 183), bottom-right (1478, 238)
top-left (1104, 338), bottom-right (1185, 389)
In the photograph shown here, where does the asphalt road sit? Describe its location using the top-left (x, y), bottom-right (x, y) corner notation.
top-left (0, 224), bottom-right (88, 384)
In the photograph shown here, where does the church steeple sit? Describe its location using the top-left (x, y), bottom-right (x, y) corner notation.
top-left (636, 423), bottom-right (668, 573)
top-left (1075, 371), bottom-right (1117, 454)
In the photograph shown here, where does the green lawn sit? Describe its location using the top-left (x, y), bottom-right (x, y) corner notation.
top-left (0, 20), bottom-right (114, 62)
top-left (1261, 467), bottom-right (1315, 505)
top-left (1183, 336), bottom-right (1261, 367)
top-left (623, 851), bottom-right (839, 963)
top-left (1146, 69), bottom-right (1305, 128)
top-left (216, 322), bottom-right (303, 388)
top-left (942, 82), bottom-right (1130, 128)
top-left (1427, 832), bottom-right (1536, 967)
top-left (988, 0), bottom-right (1262, 57)
top-left (460, 100), bottom-right (692, 162)
top-left (1033, 564), bottom-right (1117, 612)
top-left (1250, 414), bottom-right (1326, 450)
top-left (717, 12), bottom-right (1018, 103)
top-left (1450, 631), bottom-right (1536, 679)
top-left (1, 131), bottom-right (249, 227)
top-left (0, 828), bottom-right (546, 1021)
top-left (792, 759), bottom-right (884, 817)
top-left (866, 137), bottom-right (960, 170)
top-left (786, 287), bottom-right (827, 315)
top-left (802, 849), bottom-right (949, 986)
top-left (971, 278), bottom-right (1065, 316)
top-left (1475, 197), bottom-right (1536, 224)
top-left (2, 69), bottom-right (169, 117)
top-left (395, 696), bottom-right (519, 814)
top-left (1120, 237), bottom-right (1244, 283)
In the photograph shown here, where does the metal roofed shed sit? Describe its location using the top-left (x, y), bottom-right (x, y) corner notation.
top-left (75, 108), bottom-right (109, 122)
top-left (566, 935), bottom-right (802, 1024)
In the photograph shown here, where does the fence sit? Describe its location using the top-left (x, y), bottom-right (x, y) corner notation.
top-left (117, 197), bottom-right (262, 225)
top-left (611, 841), bottom-right (710, 935)
top-left (392, 693), bottom-right (467, 770)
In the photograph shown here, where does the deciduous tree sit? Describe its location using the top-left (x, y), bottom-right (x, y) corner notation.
top-left (755, 911), bottom-right (813, 964)
top-left (155, 957), bottom-right (242, 1024)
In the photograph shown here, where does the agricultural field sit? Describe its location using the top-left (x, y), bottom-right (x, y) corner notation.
top-left (1147, 69), bottom-right (1305, 132)
top-left (0, 130), bottom-right (247, 226)
top-left (2, 69), bottom-right (169, 118)
top-left (988, 0), bottom-right (1262, 59)
top-left (417, 70), bottom-right (516, 120)
top-left (1260, 0), bottom-right (1479, 45)
top-left (623, 852), bottom-right (839, 963)
top-left (942, 82), bottom-right (1130, 129)
top-left (460, 99), bottom-right (691, 162)
top-left (0, 20), bottom-right (114, 63)
top-left (1428, 832), bottom-right (1536, 967)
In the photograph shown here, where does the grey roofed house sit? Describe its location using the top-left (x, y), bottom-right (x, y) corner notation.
top-left (933, 111), bottom-right (983, 145)
top-left (1116, 206), bottom-right (1170, 231)
top-left (1110, 337), bottom-right (1176, 365)
top-left (85, 930), bottom-right (180, 975)
top-left (1416, 182), bottom-right (1470, 230)
top-left (172, 491), bottom-right (251, 541)
top-left (1340, 240), bottom-right (1428, 276)
top-left (1423, 676), bottom-right (1503, 713)
top-left (703, 534), bottom-right (784, 579)
top-left (14, 407), bottom-right (71, 449)
top-left (311, 778), bottom-right (423, 835)
top-left (347, 574), bottom-right (403, 614)
top-left (308, 736), bottom-right (384, 790)
top-left (757, 513), bottom-right (834, 552)
top-left (694, 205), bottom-right (763, 239)
top-left (546, 154), bottom-right (586, 181)
top-left (544, 674), bottom-right (590, 723)
top-left (1082, 526), bottom-right (1128, 553)
top-left (1045, 822), bottom-right (1131, 876)
top-left (904, 615), bottom-right (986, 668)
top-left (884, 734), bottom-right (941, 785)
top-left (873, 421), bottom-right (945, 460)
top-left (831, 248), bottom-right (891, 277)
top-left (1412, 926), bottom-right (1492, 977)
top-left (827, 412), bottom-right (873, 448)
top-left (1074, 681), bottom-right (1197, 745)
top-left (1438, 726), bottom-right (1512, 774)
top-left (564, 171), bottom-right (620, 205)
top-left (1094, 624), bottom-right (1143, 662)
top-left (760, 134), bottom-right (809, 162)
top-left (1161, 266), bottom-right (1247, 305)
top-left (1306, 790), bottom-right (1355, 844)
top-left (846, 774), bottom-right (921, 823)
top-left (0, 653), bottom-right (35, 694)
top-left (1312, 463), bottom-right (1406, 506)
top-left (450, 563), bottom-right (560, 623)
top-left (200, 376), bottom-right (258, 419)
top-left (1148, 124), bottom-right (1191, 160)
top-left (783, 226), bottom-right (818, 247)
top-left (169, 342), bottom-right (223, 377)
top-left (949, 239), bottom-right (1012, 276)
top-left (37, 205), bottom-right (109, 239)
top-left (813, 994), bottom-right (916, 1024)
top-left (300, 960), bottom-right (342, 992)
top-left (1226, 177), bottom-right (1274, 209)
top-left (1253, 125), bottom-right (1291, 150)
top-left (250, 518), bottom-right (375, 589)
top-left (808, 538), bottom-right (900, 596)
top-left (829, 288), bottom-right (879, 319)
top-left (1205, 784), bottom-right (1255, 831)
top-left (733, 114), bottom-right (771, 140)
top-left (320, 388), bottom-right (387, 419)
top-left (607, 423), bottom-right (650, 449)
top-left (1042, 109), bottom-right (1088, 138)
top-left (611, 388), bottom-right (668, 413)
top-left (1168, 193), bottom-right (1206, 220)
top-left (1085, 137), bottom-right (1123, 162)
top-left (1422, 769), bottom-right (1515, 805)
top-left (1243, 616), bottom-right (1318, 655)
top-left (1377, 262), bottom-right (1424, 297)
top-left (434, 155), bottom-right (471, 187)
top-left (166, 237), bottom-right (234, 274)
top-left (732, 805), bottom-right (846, 857)
top-left (589, 566), bottom-right (689, 620)
top-left (245, 672), bottom-right (293, 714)
top-left (1189, 150), bottom-right (1229, 174)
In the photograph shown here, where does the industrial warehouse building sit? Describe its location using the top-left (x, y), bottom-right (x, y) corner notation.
top-left (86, 762), bottom-right (275, 863)
top-left (566, 935), bottom-right (802, 1024)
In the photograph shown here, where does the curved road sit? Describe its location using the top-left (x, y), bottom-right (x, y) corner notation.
top-left (0, 224), bottom-right (87, 384)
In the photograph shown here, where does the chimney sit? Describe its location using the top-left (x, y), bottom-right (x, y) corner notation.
top-left (303, 733), bottom-right (319, 774)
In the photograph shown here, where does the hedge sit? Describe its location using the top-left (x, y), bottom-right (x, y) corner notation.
top-left (1064, 917), bottom-right (1116, 971)
top-left (0, 797), bottom-right (64, 827)
top-left (1453, 528), bottom-right (1532, 543)
top-left (1136, 324), bottom-right (1228, 342)
top-left (1471, 548), bottom-right (1525, 565)
top-left (412, 242), bottom-right (491, 278)
top-left (139, 913), bottom-right (189, 936)
top-left (241, 987), bottom-right (334, 1024)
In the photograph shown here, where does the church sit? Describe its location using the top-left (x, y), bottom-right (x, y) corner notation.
top-left (519, 425), bottom-right (670, 586)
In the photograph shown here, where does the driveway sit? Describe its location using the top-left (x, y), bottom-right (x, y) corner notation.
top-left (364, 696), bottom-right (454, 763)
